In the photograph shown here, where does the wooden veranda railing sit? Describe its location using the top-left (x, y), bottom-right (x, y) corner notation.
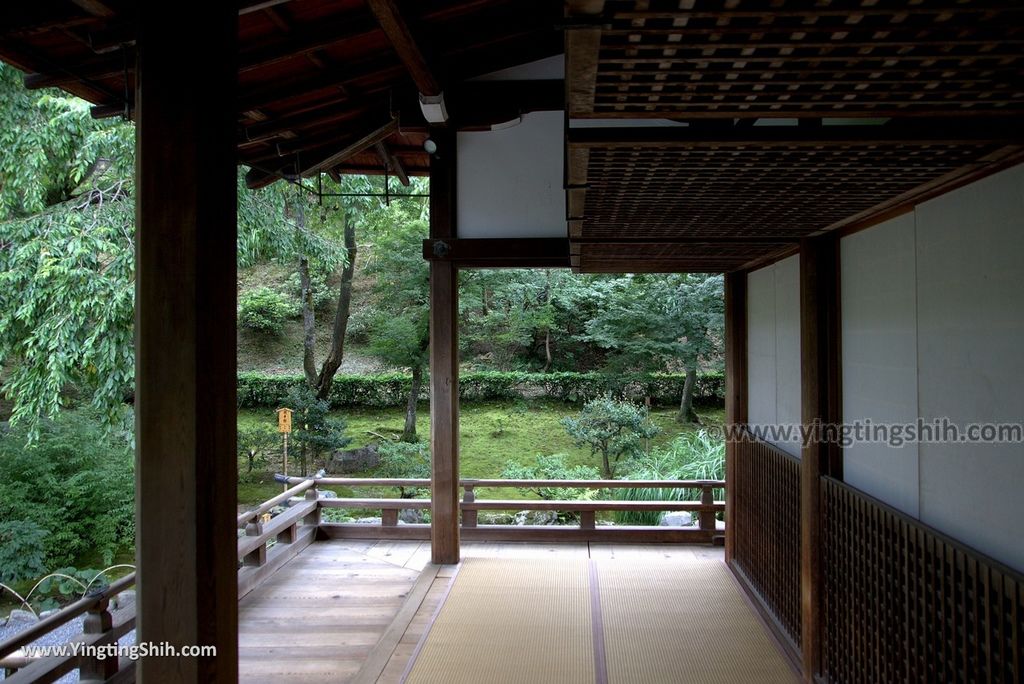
top-left (276, 476), bottom-right (725, 545)
top-left (0, 574), bottom-right (136, 683)
top-left (0, 476), bottom-right (723, 682)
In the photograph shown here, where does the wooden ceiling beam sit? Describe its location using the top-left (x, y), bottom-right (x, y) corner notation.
top-left (423, 238), bottom-right (571, 268)
top-left (567, 119), bottom-right (1024, 148)
top-left (244, 117), bottom-right (400, 187)
top-left (565, 0), bottom-right (604, 117)
top-left (375, 141), bottom-right (411, 186)
top-left (366, 0), bottom-right (440, 96)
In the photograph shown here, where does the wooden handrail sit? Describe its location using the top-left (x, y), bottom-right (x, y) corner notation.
top-left (237, 479), bottom-right (315, 526)
top-left (277, 476), bottom-right (724, 489)
top-left (0, 573), bottom-right (135, 662)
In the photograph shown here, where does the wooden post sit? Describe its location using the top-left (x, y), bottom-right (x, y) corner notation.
top-left (429, 128), bottom-right (460, 564)
top-left (799, 236), bottom-right (842, 682)
top-left (134, 3), bottom-right (238, 680)
top-left (724, 272), bottom-right (748, 564)
top-left (461, 485), bottom-right (477, 528)
top-left (80, 598), bottom-right (116, 682)
top-left (243, 522), bottom-right (267, 567)
top-left (304, 484), bottom-right (321, 526)
top-left (698, 484), bottom-right (717, 535)
top-left (382, 509), bottom-right (399, 527)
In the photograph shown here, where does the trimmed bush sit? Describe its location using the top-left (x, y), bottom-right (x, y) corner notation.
top-left (237, 370), bottom-right (724, 409)
top-left (238, 287), bottom-right (297, 334)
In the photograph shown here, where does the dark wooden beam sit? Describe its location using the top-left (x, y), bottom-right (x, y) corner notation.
top-left (567, 119), bottom-right (1024, 147)
top-left (366, 0), bottom-right (440, 96)
top-left (429, 127), bottom-right (459, 565)
top-left (724, 271), bottom-right (748, 566)
top-left (375, 141), bottom-right (410, 186)
top-left (243, 117), bottom-right (400, 187)
top-left (423, 238), bottom-right (570, 268)
top-left (69, 0), bottom-right (116, 18)
top-left (134, 3), bottom-right (237, 681)
top-left (565, 0), bottom-right (604, 117)
top-left (799, 234), bottom-right (842, 683)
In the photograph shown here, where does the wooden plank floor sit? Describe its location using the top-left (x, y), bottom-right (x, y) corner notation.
top-left (237, 540), bottom-right (725, 683)
top-left (238, 540), bottom-right (426, 683)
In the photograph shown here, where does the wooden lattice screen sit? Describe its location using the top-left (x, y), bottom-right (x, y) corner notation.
top-left (730, 434), bottom-right (802, 654)
top-left (823, 477), bottom-right (1024, 683)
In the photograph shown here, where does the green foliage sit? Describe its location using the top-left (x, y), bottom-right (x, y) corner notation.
top-left (585, 273), bottom-right (725, 375)
top-left (237, 370), bottom-right (725, 409)
top-left (238, 287), bottom-right (297, 334)
top-left (375, 440), bottom-right (430, 498)
top-left (657, 430), bottom-right (726, 499)
top-left (561, 396), bottom-right (661, 478)
top-left (237, 423), bottom-right (280, 474)
top-left (0, 410), bottom-right (135, 570)
top-left (283, 386), bottom-right (351, 474)
top-left (285, 267), bottom-right (334, 311)
top-left (613, 430), bottom-right (725, 524)
top-left (0, 519), bottom-right (49, 583)
top-left (365, 219), bottom-right (429, 370)
top-left (500, 454), bottom-right (600, 501)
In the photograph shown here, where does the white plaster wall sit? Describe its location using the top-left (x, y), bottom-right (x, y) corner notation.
top-left (841, 212), bottom-right (921, 517)
top-left (915, 165), bottom-right (1024, 570)
top-left (838, 163), bottom-right (1024, 570)
top-left (456, 110), bottom-right (566, 238)
top-left (774, 256), bottom-right (802, 456)
top-left (746, 255), bottom-right (801, 457)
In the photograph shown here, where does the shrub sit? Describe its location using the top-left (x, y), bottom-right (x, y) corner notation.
top-left (238, 287), bottom-right (297, 334)
top-left (0, 520), bottom-right (49, 583)
top-left (612, 430), bottom-right (725, 525)
top-left (501, 454), bottom-right (600, 501)
top-left (0, 410), bottom-right (135, 570)
top-left (375, 441), bottom-right (430, 498)
top-left (561, 396), bottom-right (660, 478)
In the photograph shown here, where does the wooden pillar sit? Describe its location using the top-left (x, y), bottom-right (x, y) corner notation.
top-left (134, 4), bottom-right (238, 681)
top-left (429, 128), bottom-right (460, 564)
top-left (724, 272), bottom-right (748, 564)
top-left (799, 236), bottom-right (842, 682)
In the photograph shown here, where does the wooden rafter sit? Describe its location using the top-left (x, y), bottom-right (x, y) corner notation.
top-left (365, 0), bottom-right (440, 96)
top-left (374, 141), bottom-right (410, 186)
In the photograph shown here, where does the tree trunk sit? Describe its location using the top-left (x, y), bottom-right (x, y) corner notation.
top-left (402, 363), bottom-right (424, 442)
top-left (602, 452), bottom-right (613, 479)
top-left (315, 215), bottom-right (357, 400)
top-left (677, 367), bottom-right (700, 423)
top-left (299, 255), bottom-right (317, 388)
top-left (543, 329), bottom-right (552, 373)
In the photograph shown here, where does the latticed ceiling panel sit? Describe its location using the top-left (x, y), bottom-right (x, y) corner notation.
top-left (579, 141), bottom-right (1003, 238)
top-left (575, 0), bottom-right (1024, 118)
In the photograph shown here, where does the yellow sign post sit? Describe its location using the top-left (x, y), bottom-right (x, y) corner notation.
top-left (276, 408), bottom-right (293, 490)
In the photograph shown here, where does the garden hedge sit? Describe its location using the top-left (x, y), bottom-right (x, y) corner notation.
top-left (238, 370), bottom-right (724, 409)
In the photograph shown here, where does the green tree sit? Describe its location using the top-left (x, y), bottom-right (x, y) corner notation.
top-left (561, 396), bottom-right (661, 478)
top-left (283, 386), bottom-right (351, 476)
top-left (585, 274), bottom-right (724, 422)
top-left (0, 62), bottom-right (350, 430)
top-left (375, 440), bottom-right (430, 498)
top-left (237, 423), bottom-right (280, 473)
top-left (364, 219), bottom-right (430, 441)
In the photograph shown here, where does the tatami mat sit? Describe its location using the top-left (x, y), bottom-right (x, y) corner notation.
top-left (403, 558), bottom-right (596, 684)
top-left (597, 561), bottom-right (796, 683)
top-left (402, 557), bottom-right (796, 684)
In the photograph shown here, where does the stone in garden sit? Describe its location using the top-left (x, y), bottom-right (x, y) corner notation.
top-left (660, 512), bottom-right (693, 527)
top-left (330, 444), bottom-right (380, 473)
top-left (8, 609), bottom-right (38, 623)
